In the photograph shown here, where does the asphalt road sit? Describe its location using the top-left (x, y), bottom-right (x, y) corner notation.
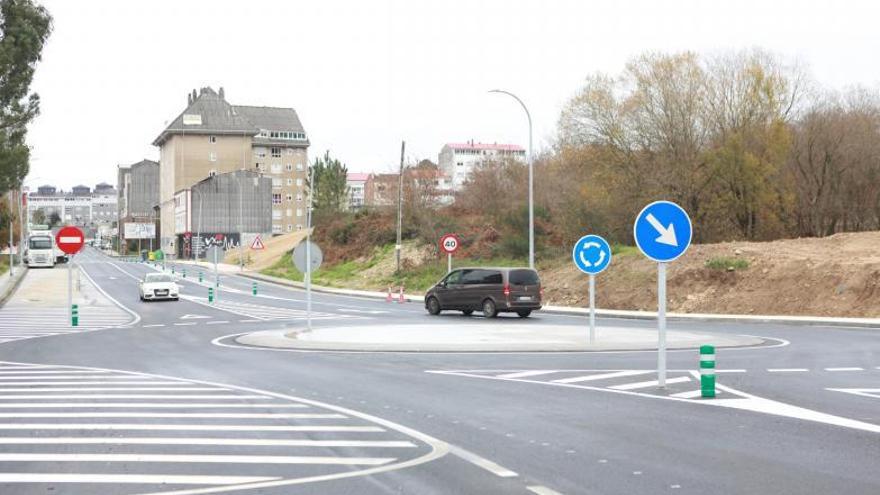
top-left (0, 247), bottom-right (876, 494)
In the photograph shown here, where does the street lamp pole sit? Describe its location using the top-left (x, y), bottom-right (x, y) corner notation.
top-left (194, 187), bottom-right (203, 262)
top-left (489, 89), bottom-right (534, 269)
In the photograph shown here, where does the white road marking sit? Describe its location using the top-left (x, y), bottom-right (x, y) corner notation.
top-left (0, 412), bottom-right (343, 419)
top-left (143, 324), bottom-right (166, 328)
top-left (767, 368), bottom-right (809, 372)
top-left (0, 423), bottom-right (383, 432)
top-left (0, 381), bottom-right (190, 386)
top-left (825, 367), bottom-right (864, 372)
top-left (450, 446), bottom-right (518, 477)
top-left (175, 323), bottom-right (197, 326)
top-left (527, 486), bottom-right (565, 495)
top-left (826, 388), bottom-right (880, 399)
top-left (0, 387), bottom-right (222, 392)
top-left (0, 394), bottom-right (270, 400)
top-left (0, 375), bottom-right (190, 380)
top-left (0, 437), bottom-right (416, 447)
top-left (610, 376), bottom-right (691, 390)
top-left (0, 402), bottom-right (308, 408)
top-left (669, 389), bottom-right (704, 399)
top-left (238, 319), bottom-right (261, 323)
top-left (553, 370), bottom-right (652, 384)
top-left (0, 453), bottom-right (396, 465)
top-left (0, 473), bottom-right (279, 485)
top-left (496, 370), bottom-right (563, 379)
top-left (0, 370), bottom-right (111, 374)
top-left (207, 321), bottom-right (229, 325)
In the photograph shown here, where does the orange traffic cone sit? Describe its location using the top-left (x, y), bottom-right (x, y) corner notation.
top-left (398, 285), bottom-right (406, 303)
top-left (386, 286), bottom-right (394, 303)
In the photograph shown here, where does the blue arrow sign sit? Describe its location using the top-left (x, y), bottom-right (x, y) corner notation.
top-left (633, 201), bottom-right (692, 262)
top-left (572, 234), bottom-right (612, 274)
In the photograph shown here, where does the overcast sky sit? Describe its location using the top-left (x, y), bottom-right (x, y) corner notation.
top-left (25, 0), bottom-right (880, 190)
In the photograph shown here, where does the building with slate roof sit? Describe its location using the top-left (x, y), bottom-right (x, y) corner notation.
top-left (153, 87), bottom-right (309, 256)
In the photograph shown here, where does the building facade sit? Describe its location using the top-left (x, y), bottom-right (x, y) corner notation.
top-left (153, 87), bottom-right (309, 254)
top-left (346, 173), bottom-right (369, 210)
top-left (438, 141), bottom-right (526, 190)
top-left (27, 183), bottom-right (118, 228)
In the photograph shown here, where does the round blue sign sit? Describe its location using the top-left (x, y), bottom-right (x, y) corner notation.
top-left (572, 234), bottom-right (612, 274)
top-left (633, 200), bottom-right (692, 262)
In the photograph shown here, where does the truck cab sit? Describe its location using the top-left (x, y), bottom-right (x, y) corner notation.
top-left (25, 234), bottom-right (55, 268)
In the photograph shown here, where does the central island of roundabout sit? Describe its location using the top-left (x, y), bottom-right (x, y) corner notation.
top-left (234, 320), bottom-right (765, 352)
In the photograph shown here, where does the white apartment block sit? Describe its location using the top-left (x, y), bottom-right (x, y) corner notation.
top-left (438, 141), bottom-right (526, 190)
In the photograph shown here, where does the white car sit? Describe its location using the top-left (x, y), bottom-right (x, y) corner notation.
top-left (139, 273), bottom-right (180, 301)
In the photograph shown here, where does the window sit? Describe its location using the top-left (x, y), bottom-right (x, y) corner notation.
top-left (443, 270), bottom-right (464, 285)
top-left (295, 178), bottom-right (303, 187)
top-left (509, 269), bottom-right (540, 286)
top-left (457, 162), bottom-right (463, 167)
top-left (272, 178), bottom-right (282, 188)
top-left (296, 194), bottom-right (303, 202)
top-left (209, 152), bottom-right (217, 162)
top-left (286, 164), bottom-right (293, 172)
top-left (296, 163), bottom-right (304, 171)
top-left (286, 209), bottom-right (292, 217)
top-left (209, 136), bottom-right (217, 143)
top-left (272, 224), bottom-right (282, 234)
top-left (208, 169), bottom-right (217, 177)
top-left (286, 194), bottom-right (293, 202)
top-left (286, 178), bottom-right (293, 186)
top-left (255, 148), bottom-right (266, 158)
top-left (296, 208), bottom-right (303, 217)
top-left (297, 224), bottom-right (303, 231)
top-left (271, 164), bottom-right (282, 174)
top-left (255, 163), bottom-right (262, 170)
top-left (286, 224), bottom-right (293, 232)
top-left (272, 193), bottom-right (282, 205)
top-left (462, 269), bottom-right (502, 285)
top-left (271, 147), bottom-right (281, 157)
top-left (272, 210), bottom-right (281, 220)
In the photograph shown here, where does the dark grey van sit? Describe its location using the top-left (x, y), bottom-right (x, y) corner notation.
top-left (424, 267), bottom-right (542, 318)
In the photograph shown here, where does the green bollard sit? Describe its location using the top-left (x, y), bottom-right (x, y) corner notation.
top-left (700, 344), bottom-right (716, 398)
top-left (182, 269), bottom-right (187, 279)
top-left (71, 304), bottom-right (79, 327)
top-left (252, 282), bottom-right (257, 296)
top-left (208, 287), bottom-right (214, 303)
top-left (171, 266), bottom-right (175, 275)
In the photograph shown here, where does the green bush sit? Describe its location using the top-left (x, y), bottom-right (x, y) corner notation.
top-left (705, 257), bottom-right (749, 271)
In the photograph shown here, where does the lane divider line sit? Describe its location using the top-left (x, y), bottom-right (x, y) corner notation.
top-left (450, 446), bottom-right (518, 478)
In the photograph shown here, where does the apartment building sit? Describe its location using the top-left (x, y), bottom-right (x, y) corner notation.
top-left (27, 183), bottom-right (118, 227)
top-left (153, 87), bottom-right (309, 254)
top-left (438, 141), bottom-right (526, 190)
top-left (346, 172), bottom-right (369, 210)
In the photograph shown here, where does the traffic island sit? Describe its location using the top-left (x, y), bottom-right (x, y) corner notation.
top-left (236, 322), bottom-right (764, 352)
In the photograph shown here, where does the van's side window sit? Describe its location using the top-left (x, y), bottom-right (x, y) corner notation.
top-left (461, 270), bottom-right (485, 285)
top-left (483, 271), bottom-right (503, 284)
top-left (444, 270), bottom-right (464, 285)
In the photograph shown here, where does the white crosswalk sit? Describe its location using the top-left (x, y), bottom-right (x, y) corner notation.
top-left (0, 307), bottom-right (132, 344)
top-left (0, 361), bottom-right (433, 494)
top-left (180, 294), bottom-right (362, 321)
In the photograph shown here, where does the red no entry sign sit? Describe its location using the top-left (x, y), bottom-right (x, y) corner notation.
top-left (55, 226), bottom-right (85, 255)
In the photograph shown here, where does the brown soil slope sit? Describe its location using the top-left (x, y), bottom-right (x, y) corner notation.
top-left (542, 232), bottom-right (880, 317)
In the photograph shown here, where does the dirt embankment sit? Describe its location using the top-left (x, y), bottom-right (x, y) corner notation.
top-left (541, 232), bottom-right (880, 318)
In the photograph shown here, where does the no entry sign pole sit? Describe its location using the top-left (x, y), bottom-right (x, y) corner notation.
top-left (56, 226), bottom-right (85, 328)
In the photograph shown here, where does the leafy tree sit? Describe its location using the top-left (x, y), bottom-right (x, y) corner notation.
top-left (0, 0), bottom-right (52, 194)
top-left (309, 151), bottom-right (348, 214)
top-left (29, 207), bottom-right (43, 225)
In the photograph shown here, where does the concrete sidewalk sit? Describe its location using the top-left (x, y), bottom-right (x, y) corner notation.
top-left (237, 323), bottom-right (763, 352)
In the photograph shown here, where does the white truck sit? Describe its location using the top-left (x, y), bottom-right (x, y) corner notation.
top-left (25, 231), bottom-right (56, 268)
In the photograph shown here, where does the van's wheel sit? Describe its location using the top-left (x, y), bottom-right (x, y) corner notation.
top-left (516, 309), bottom-right (532, 318)
top-left (461, 309), bottom-right (474, 316)
top-left (426, 297), bottom-right (441, 315)
top-left (482, 299), bottom-right (498, 318)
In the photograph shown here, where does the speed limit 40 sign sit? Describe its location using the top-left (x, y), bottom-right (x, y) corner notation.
top-left (439, 234), bottom-right (460, 254)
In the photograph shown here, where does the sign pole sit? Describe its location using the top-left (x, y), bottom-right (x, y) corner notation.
top-left (589, 273), bottom-right (596, 345)
top-left (447, 252), bottom-right (451, 274)
top-left (658, 262), bottom-right (667, 387)
top-left (68, 254), bottom-right (73, 327)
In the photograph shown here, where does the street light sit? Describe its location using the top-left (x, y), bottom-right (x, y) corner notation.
top-left (489, 89), bottom-right (534, 269)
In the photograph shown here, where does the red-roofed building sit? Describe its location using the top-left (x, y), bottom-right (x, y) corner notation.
top-left (346, 172), bottom-right (370, 210)
top-left (439, 140), bottom-right (526, 190)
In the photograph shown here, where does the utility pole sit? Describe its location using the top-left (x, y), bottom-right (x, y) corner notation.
top-left (395, 141), bottom-right (405, 273)
top-left (8, 191), bottom-right (14, 276)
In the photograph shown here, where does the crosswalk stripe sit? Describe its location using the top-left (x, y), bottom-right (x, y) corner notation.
top-left (0, 453), bottom-right (396, 465)
top-left (552, 370), bottom-right (653, 384)
top-left (0, 437), bottom-right (417, 447)
top-left (0, 394), bottom-right (271, 400)
top-left (0, 473), bottom-right (280, 485)
top-left (0, 424), bottom-right (383, 432)
top-left (0, 402), bottom-right (309, 408)
top-left (0, 387), bottom-right (226, 392)
top-left (0, 412), bottom-right (344, 419)
top-left (0, 381), bottom-right (196, 386)
top-left (609, 376), bottom-right (692, 390)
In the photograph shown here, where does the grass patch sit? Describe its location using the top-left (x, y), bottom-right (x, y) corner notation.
top-left (611, 244), bottom-right (639, 257)
top-left (705, 257), bottom-right (749, 271)
top-left (0, 257), bottom-right (7, 277)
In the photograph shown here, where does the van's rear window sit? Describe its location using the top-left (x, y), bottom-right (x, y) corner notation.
top-left (509, 269), bottom-right (540, 285)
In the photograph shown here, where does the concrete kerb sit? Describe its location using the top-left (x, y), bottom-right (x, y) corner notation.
top-left (240, 271), bottom-right (880, 329)
top-left (0, 267), bottom-right (27, 309)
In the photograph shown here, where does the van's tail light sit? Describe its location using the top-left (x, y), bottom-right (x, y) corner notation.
top-left (539, 287), bottom-right (544, 298)
top-left (503, 284), bottom-right (511, 297)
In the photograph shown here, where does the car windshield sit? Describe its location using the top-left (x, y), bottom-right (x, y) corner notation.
top-left (145, 274), bottom-right (173, 283)
top-left (509, 269), bottom-right (540, 285)
top-left (28, 237), bottom-right (53, 250)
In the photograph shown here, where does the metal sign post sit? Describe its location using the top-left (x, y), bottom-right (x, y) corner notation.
top-left (55, 226), bottom-right (85, 328)
top-left (572, 234), bottom-right (612, 345)
top-left (293, 241), bottom-right (323, 332)
top-left (633, 201), bottom-right (692, 388)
